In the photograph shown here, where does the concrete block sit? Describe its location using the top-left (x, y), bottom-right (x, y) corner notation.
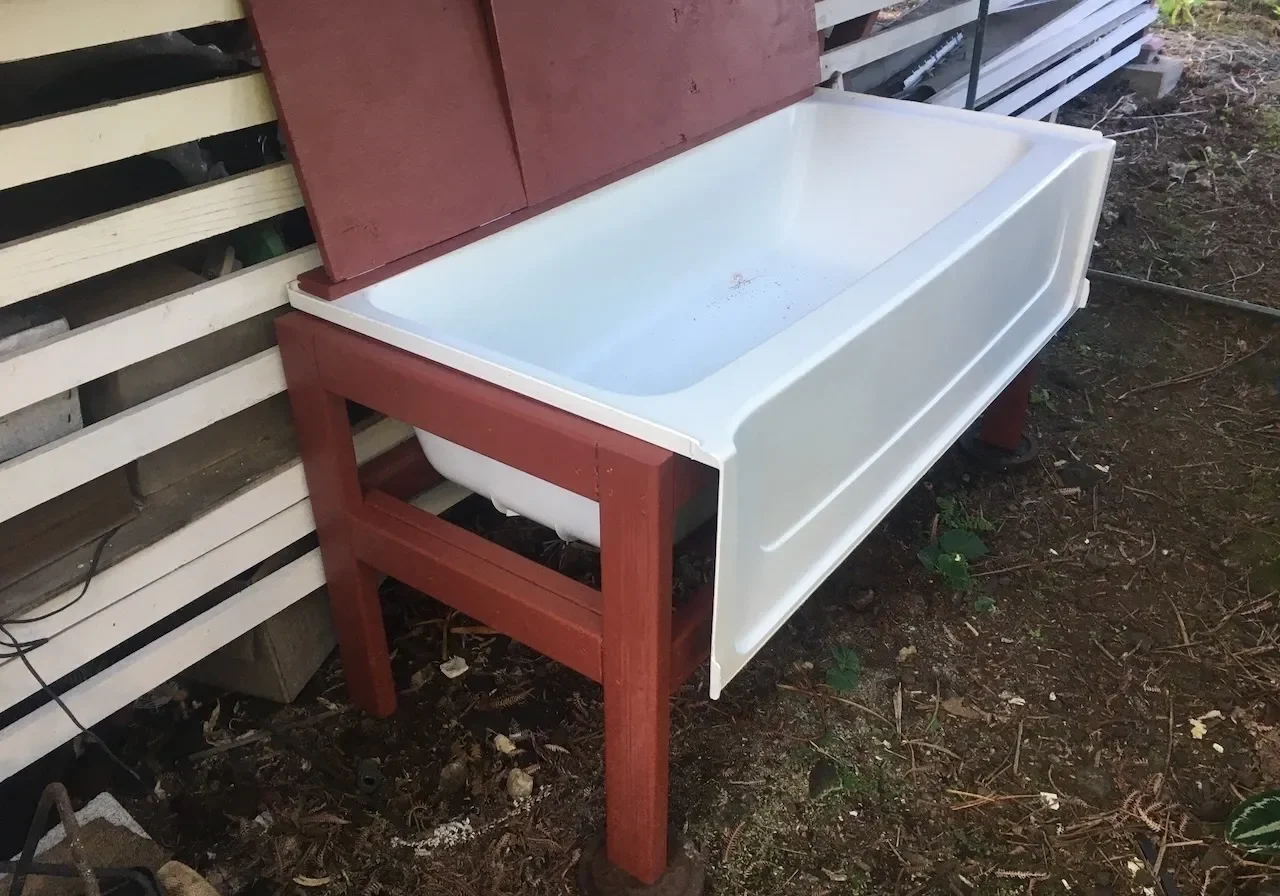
top-left (45, 259), bottom-right (294, 496)
top-left (1123, 56), bottom-right (1184, 101)
top-left (185, 539), bottom-right (335, 703)
top-left (0, 310), bottom-right (83, 463)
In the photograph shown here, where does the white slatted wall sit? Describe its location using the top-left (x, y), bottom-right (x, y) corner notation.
top-left (0, 0), bottom-right (418, 780)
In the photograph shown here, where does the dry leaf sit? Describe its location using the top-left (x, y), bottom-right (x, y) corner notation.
top-left (543, 743), bottom-right (570, 755)
top-left (941, 696), bottom-right (991, 722)
top-left (407, 668), bottom-right (432, 692)
top-left (292, 875), bottom-right (331, 887)
top-left (202, 700), bottom-right (223, 745)
top-left (822, 869), bottom-right (849, 882)
top-left (299, 813), bottom-right (349, 826)
top-left (493, 734), bottom-right (518, 755)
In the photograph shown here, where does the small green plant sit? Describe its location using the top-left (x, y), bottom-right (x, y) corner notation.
top-left (1227, 790), bottom-right (1280, 855)
top-left (919, 498), bottom-right (990, 592)
top-left (1030, 386), bottom-right (1058, 413)
top-left (937, 496), bottom-right (994, 533)
top-left (921, 498), bottom-right (992, 591)
top-left (826, 646), bottom-right (862, 693)
top-left (973, 595), bottom-right (997, 614)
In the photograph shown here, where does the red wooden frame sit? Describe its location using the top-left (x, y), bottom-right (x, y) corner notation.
top-left (277, 312), bottom-right (716, 885)
top-left (279, 311), bottom-right (1036, 885)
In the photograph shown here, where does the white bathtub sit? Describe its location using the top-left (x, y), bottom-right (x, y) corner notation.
top-left (290, 89), bottom-right (1113, 697)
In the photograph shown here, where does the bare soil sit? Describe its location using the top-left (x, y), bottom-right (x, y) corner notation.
top-left (104, 17), bottom-right (1280, 896)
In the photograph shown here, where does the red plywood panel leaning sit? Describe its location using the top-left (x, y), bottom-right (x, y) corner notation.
top-left (489, 0), bottom-right (820, 205)
top-left (246, 0), bottom-right (528, 283)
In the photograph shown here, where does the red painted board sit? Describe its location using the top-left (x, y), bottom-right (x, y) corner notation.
top-left (246, 0), bottom-right (528, 282)
top-left (489, 0), bottom-right (819, 205)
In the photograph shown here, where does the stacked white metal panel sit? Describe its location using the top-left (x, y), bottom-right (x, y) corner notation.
top-left (820, 0), bottom-right (1157, 119)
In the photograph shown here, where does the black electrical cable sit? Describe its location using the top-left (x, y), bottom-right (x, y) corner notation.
top-left (0, 525), bottom-right (121, 658)
top-left (0, 623), bottom-right (140, 783)
top-left (0, 523), bottom-right (140, 782)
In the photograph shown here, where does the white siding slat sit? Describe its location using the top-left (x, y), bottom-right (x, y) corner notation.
top-left (815, 0), bottom-right (884, 31)
top-left (0, 549), bottom-right (321, 782)
top-left (929, 0), bottom-right (1120, 105)
top-left (0, 419), bottom-right (411, 650)
top-left (0, 163), bottom-right (303, 309)
top-left (985, 8), bottom-right (1151, 116)
top-left (820, 0), bottom-right (1023, 77)
top-left (0, 0), bottom-right (246, 64)
top-left (1013, 36), bottom-right (1145, 120)
top-left (0, 502), bottom-right (315, 713)
top-left (0, 478), bottom-right (469, 781)
top-left (0, 479), bottom-right (469, 716)
top-left (0, 349), bottom-right (285, 525)
top-left (0, 247), bottom-right (318, 418)
top-left (0, 73), bottom-right (275, 192)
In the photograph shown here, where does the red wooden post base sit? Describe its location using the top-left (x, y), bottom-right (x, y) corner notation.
top-left (277, 313), bottom-right (715, 889)
top-left (979, 361), bottom-right (1039, 452)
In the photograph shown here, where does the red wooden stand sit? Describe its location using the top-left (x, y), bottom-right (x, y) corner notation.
top-left (960, 360), bottom-right (1040, 468)
top-left (979, 361), bottom-right (1039, 452)
top-left (277, 313), bottom-right (715, 890)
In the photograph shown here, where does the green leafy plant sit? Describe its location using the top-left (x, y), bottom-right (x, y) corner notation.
top-left (973, 595), bottom-right (997, 614)
top-left (826, 646), bottom-right (862, 693)
top-left (1030, 387), bottom-right (1058, 413)
top-left (920, 498), bottom-right (991, 592)
top-left (937, 496), bottom-right (994, 533)
top-left (1227, 790), bottom-right (1280, 855)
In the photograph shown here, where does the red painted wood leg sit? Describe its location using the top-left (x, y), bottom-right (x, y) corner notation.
top-left (277, 315), bottom-right (397, 717)
top-left (599, 445), bottom-right (675, 885)
top-left (979, 360), bottom-right (1039, 452)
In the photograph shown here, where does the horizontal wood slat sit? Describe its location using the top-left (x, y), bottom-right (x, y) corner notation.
top-left (0, 548), bottom-right (319, 782)
top-left (0, 349), bottom-right (285, 524)
top-left (0, 73), bottom-right (275, 192)
top-left (0, 247), bottom-right (318, 417)
top-left (0, 419), bottom-right (411, 653)
top-left (0, 163), bottom-right (302, 309)
top-left (0, 502), bottom-right (313, 713)
top-left (0, 477), bottom-right (468, 716)
top-left (0, 0), bottom-right (246, 63)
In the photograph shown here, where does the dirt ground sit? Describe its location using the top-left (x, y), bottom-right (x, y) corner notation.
top-left (105, 16), bottom-right (1280, 896)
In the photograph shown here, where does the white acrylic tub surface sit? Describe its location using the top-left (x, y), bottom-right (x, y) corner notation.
top-left (290, 89), bottom-right (1113, 697)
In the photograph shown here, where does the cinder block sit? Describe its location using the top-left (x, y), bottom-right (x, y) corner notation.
top-left (46, 259), bottom-right (294, 495)
top-left (0, 310), bottom-right (83, 463)
top-left (1123, 56), bottom-right (1184, 101)
top-left (185, 540), bottom-right (335, 703)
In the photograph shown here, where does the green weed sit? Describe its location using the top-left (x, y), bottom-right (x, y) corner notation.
top-left (825, 646), bottom-right (862, 693)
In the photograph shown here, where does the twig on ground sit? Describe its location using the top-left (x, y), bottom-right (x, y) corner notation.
top-left (1013, 720), bottom-right (1024, 777)
top-left (1117, 334), bottom-right (1278, 401)
top-left (902, 740), bottom-right (961, 760)
top-left (189, 708), bottom-right (347, 761)
top-left (777, 683), bottom-right (894, 727)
